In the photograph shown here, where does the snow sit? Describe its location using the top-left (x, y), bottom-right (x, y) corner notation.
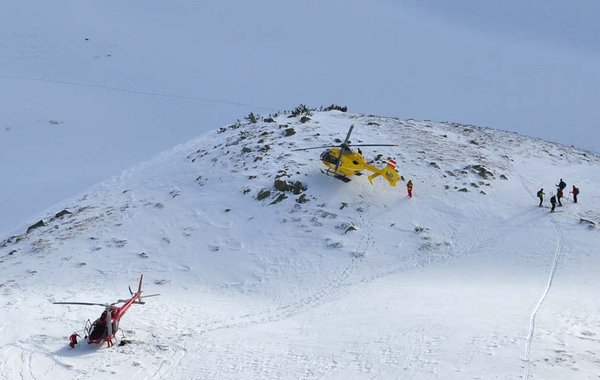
top-left (1, 110), bottom-right (599, 379)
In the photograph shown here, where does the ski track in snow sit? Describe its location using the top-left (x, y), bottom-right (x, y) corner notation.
top-left (522, 220), bottom-right (564, 380)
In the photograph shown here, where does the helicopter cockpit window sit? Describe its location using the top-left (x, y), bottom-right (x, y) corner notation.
top-left (89, 319), bottom-right (106, 341)
top-left (320, 151), bottom-right (338, 165)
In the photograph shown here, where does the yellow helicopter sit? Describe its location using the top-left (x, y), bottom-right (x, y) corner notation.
top-left (293, 124), bottom-right (401, 187)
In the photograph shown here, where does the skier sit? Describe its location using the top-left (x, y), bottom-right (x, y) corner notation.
top-left (557, 179), bottom-right (567, 192)
top-left (536, 188), bottom-right (544, 207)
top-left (69, 332), bottom-right (80, 348)
top-left (406, 180), bottom-right (413, 198)
top-left (550, 193), bottom-right (557, 212)
top-left (556, 187), bottom-right (563, 207)
top-left (571, 185), bottom-right (579, 203)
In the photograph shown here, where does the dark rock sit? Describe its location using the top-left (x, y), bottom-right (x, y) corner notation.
top-left (1, 235), bottom-right (24, 247)
top-left (458, 188), bottom-right (468, 192)
top-left (26, 220), bottom-right (46, 234)
top-left (256, 189), bottom-right (271, 201)
top-left (467, 165), bottom-right (494, 179)
top-left (263, 117), bottom-right (275, 123)
top-left (297, 194), bottom-right (309, 203)
top-left (241, 147), bottom-right (252, 153)
top-left (291, 181), bottom-right (306, 195)
top-left (500, 174), bottom-right (508, 180)
top-left (290, 104), bottom-right (311, 117)
top-left (284, 128), bottom-right (296, 136)
top-left (344, 225), bottom-right (357, 233)
top-left (322, 104), bottom-right (347, 112)
top-left (269, 193), bottom-right (288, 205)
top-left (274, 179), bottom-right (289, 192)
top-left (300, 116), bottom-right (311, 123)
top-left (54, 210), bottom-right (72, 218)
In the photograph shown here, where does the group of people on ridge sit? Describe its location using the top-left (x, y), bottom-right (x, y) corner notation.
top-left (536, 178), bottom-right (579, 212)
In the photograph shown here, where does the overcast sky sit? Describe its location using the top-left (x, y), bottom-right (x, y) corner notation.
top-left (1, 0), bottom-right (599, 236)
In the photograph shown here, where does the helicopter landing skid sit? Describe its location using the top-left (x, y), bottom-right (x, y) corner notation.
top-left (321, 169), bottom-right (351, 183)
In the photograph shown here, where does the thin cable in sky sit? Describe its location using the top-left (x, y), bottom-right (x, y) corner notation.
top-left (0, 74), bottom-right (281, 112)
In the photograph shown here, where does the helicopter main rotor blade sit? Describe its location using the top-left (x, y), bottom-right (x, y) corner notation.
top-left (141, 293), bottom-right (160, 298)
top-left (291, 145), bottom-right (338, 151)
top-left (53, 301), bottom-right (109, 307)
top-left (112, 292), bottom-right (160, 306)
top-left (346, 144), bottom-right (398, 147)
top-left (334, 150), bottom-right (343, 172)
top-left (343, 125), bottom-right (355, 145)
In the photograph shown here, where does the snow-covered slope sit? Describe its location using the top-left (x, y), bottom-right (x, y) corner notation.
top-left (1, 109), bottom-right (599, 379)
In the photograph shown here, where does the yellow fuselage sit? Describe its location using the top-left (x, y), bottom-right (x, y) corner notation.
top-left (320, 147), bottom-right (400, 187)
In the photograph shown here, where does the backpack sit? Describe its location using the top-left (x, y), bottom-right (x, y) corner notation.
top-left (574, 187), bottom-right (579, 195)
top-left (537, 190), bottom-right (543, 198)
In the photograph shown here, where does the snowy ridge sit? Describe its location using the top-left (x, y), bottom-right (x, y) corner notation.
top-left (1, 110), bottom-right (600, 379)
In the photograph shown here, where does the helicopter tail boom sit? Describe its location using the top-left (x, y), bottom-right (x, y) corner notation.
top-left (365, 160), bottom-right (401, 187)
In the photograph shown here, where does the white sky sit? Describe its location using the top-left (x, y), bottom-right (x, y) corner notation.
top-left (1, 0), bottom-right (599, 235)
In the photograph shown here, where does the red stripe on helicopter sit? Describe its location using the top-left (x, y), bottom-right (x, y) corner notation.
top-left (386, 159), bottom-right (396, 168)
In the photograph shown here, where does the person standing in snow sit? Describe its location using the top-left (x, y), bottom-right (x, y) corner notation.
top-left (571, 185), bottom-right (579, 203)
top-left (556, 187), bottom-right (564, 207)
top-left (406, 180), bottom-right (413, 198)
top-left (536, 188), bottom-right (544, 207)
top-left (69, 332), bottom-right (80, 348)
top-left (550, 193), bottom-right (557, 212)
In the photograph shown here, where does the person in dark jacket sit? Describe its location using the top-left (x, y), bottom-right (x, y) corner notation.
top-left (556, 187), bottom-right (563, 206)
top-left (550, 193), bottom-right (557, 212)
top-left (571, 185), bottom-right (579, 203)
top-left (536, 188), bottom-right (544, 207)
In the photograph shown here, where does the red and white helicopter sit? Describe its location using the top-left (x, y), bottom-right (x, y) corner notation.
top-left (54, 274), bottom-right (158, 347)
